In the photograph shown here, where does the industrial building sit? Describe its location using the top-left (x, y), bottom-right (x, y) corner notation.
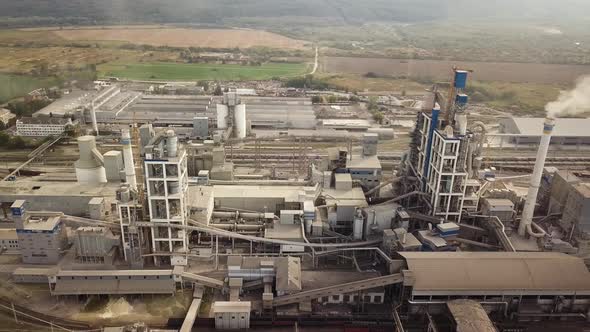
top-left (500, 117), bottom-right (590, 145)
top-left (0, 108), bottom-right (16, 126)
top-left (16, 117), bottom-right (74, 137)
top-left (1, 68), bottom-right (589, 332)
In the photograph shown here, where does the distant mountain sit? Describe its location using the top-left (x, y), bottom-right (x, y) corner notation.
top-left (0, 0), bottom-right (588, 26)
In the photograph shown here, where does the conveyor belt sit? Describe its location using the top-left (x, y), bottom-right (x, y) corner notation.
top-left (181, 271), bottom-right (225, 289)
top-left (273, 273), bottom-right (404, 307)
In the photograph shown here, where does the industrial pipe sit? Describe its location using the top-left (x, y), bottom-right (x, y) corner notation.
top-left (121, 128), bottom-right (137, 190)
top-left (140, 219), bottom-right (384, 248)
top-left (518, 117), bottom-right (554, 237)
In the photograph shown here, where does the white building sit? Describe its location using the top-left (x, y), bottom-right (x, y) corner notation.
top-left (144, 130), bottom-right (189, 266)
top-left (16, 117), bottom-right (73, 137)
top-left (416, 112), bottom-right (470, 222)
top-left (0, 108), bottom-right (16, 126)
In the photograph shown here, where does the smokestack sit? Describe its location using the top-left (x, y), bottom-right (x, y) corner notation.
top-left (518, 117), bottom-right (555, 237)
top-left (121, 128), bottom-right (137, 190)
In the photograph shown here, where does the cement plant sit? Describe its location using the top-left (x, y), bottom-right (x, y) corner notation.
top-left (0, 68), bottom-right (589, 332)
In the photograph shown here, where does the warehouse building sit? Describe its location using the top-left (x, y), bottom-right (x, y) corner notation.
top-left (499, 117), bottom-right (590, 145)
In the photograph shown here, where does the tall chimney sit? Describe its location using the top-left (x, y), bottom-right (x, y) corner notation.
top-left (121, 128), bottom-right (137, 190)
top-left (518, 117), bottom-right (555, 236)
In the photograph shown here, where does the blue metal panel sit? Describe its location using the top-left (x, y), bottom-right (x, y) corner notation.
top-left (455, 94), bottom-right (468, 105)
top-left (11, 207), bottom-right (23, 216)
top-left (454, 70), bottom-right (468, 89)
top-left (422, 108), bottom-right (440, 185)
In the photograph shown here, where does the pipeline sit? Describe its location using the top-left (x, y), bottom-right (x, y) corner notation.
top-left (370, 191), bottom-right (429, 206)
top-left (135, 219), bottom-right (384, 249)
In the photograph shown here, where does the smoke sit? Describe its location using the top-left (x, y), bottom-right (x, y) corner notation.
top-left (545, 76), bottom-right (590, 118)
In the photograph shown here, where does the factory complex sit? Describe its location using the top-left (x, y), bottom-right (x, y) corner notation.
top-left (0, 70), bottom-right (589, 332)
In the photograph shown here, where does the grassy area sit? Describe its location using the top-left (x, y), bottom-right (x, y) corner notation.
top-left (466, 81), bottom-right (562, 116)
top-left (0, 73), bottom-right (60, 103)
top-left (98, 61), bottom-right (309, 81)
top-left (317, 73), bottom-right (427, 94)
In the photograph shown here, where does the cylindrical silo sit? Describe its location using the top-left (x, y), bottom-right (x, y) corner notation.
top-left (235, 104), bottom-right (247, 139)
top-left (166, 130), bottom-right (178, 158)
top-left (75, 136), bottom-right (107, 184)
top-left (216, 104), bottom-right (228, 129)
top-left (353, 208), bottom-right (364, 240)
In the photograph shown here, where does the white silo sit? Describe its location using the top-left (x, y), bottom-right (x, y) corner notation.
top-left (216, 104), bottom-right (229, 129)
top-left (235, 104), bottom-right (247, 139)
top-left (166, 130), bottom-right (178, 158)
top-left (75, 136), bottom-right (107, 184)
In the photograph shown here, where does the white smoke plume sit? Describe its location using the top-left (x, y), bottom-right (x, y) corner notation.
top-left (546, 76), bottom-right (590, 118)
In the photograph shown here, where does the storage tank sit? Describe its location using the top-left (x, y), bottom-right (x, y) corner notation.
top-left (166, 130), bottom-right (178, 158)
top-left (353, 208), bottom-right (364, 240)
top-left (75, 136), bottom-right (107, 184)
top-left (235, 104), bottom-right (247, 139)
top-left (216, 104), bottom-right (228, 129)
top-left (367, 128), bottom-right (394, 140)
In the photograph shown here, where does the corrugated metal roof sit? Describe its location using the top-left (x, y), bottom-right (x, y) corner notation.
top-left (507, 117), bottom-right (590, 137)
top-left (56, 269), bottom-right (172, 277)
top-left (400, 252), bottom-right (590, 295)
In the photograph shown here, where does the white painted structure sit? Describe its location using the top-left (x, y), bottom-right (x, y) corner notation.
top-left (213, 301), bottom-right (251, 329)
top-left (417, 113), bottom-right (468, 222)
top-left (216, 104), bottom-right (229, 129)
top-left (16, 117), bottom-right (72, 137)
top-left (235, 103), bottom-right (247, 139)
top-left (121, 128), bottom-right (137, 190)
top-left (144, 131), bottom-right (189, 266)
top-left (75, 136), bottom-right (107, 184)
top-left (518, 117), bottom-right (555, 236)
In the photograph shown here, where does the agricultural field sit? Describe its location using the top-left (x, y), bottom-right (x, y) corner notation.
top-left (53, 27), bottom-right (309, 49)
top-left (321, 56), bottom-right (590, 85)
top-left (0, 73), bottom-right (60, 103)
top-left (98, 62), bottom-right (309, 81)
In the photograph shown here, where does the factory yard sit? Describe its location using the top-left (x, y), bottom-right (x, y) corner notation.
top-left (322, 56), bottom-right (590, 84)
top-left (98, 62), bottom-right (310, 81)
top-left (53, 27), bottom-right (309, 49)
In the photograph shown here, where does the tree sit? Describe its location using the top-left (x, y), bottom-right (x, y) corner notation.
top-left (213, 84), bottom-right (223, 96)
top-left (368, 96), bottom-right (378, 111)
top-left (9, 136), bottom-right (26, 149)
top-left (373, 112), bottom-right (384, 124)
top-left (311, 96), bottom-right (321, 104)
top-left (327, 95), bottom-right (337, 104)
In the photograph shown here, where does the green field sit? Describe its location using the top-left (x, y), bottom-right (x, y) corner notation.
top-left (0, 73), bottom-right (60, 103)
top-left (98, 62), bottom-right (309, 81)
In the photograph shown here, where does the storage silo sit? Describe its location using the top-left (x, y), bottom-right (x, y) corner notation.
top-left (235, 104), bottom-right (247, 139)
top-left (216, 104), bottom-right (229, 129)
top-left (75, 136), bottom-right (107, 184)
